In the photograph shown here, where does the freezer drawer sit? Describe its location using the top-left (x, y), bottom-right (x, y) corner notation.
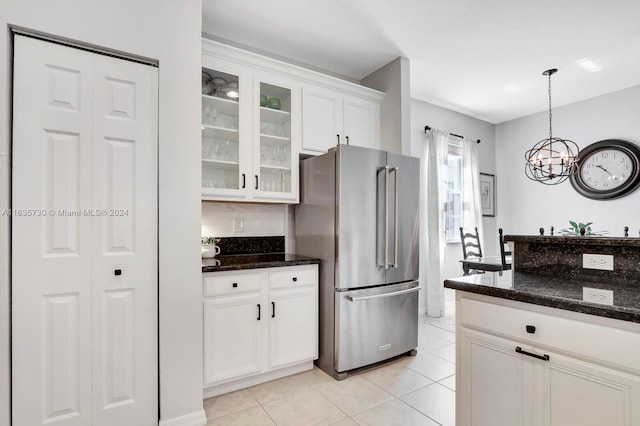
top-left (335, 281), bottom-right (419, 372)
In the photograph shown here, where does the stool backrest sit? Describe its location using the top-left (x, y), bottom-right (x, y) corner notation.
top-left (499, 228), bottom-right (512, 269)
top-left (460, 227), bottom-right (482, 259)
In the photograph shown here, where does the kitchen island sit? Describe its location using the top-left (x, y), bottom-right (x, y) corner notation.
top-left (445, 235), bottom-right (640, 426)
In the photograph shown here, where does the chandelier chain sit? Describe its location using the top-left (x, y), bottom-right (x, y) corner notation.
top-left (548, 72), bottom-right (553, 142)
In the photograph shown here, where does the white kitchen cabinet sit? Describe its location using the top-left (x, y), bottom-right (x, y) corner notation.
top-left (202, 264), bottom-right (318, 397)
top-left (202, 38), bottom-right (384, 188)
top-left (268, 267), bottom-right (318, 369)
top-left (201, 55), bottom-right (299, 203)
top-left (301, 85), bottom-right (380, 154)
top-left (457, 292), bottom-right (640, 426)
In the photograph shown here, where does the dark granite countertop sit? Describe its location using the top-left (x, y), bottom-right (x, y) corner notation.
top-left (202, 253), bottom-right (320, 273)
top-left (445, 270), bottom-right (640, 323)
top-left (505, 235), bottom-right (640, 247)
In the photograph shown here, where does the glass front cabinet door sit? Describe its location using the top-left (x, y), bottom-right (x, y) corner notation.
top-left (253, 76), bottom-right (297, 201)
top-left (201, 66), bottom-right (246, 198)
top-left (201, 62), bottom-right (299, 203)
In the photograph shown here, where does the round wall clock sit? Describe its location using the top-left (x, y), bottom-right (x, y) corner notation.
top-left (570, 139), bottom-right (640, 200)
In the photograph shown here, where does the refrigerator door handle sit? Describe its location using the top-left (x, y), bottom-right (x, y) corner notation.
top-left (378, 165), bottom-right (390, 269)
top-left (391, 166), bottom-right (399, 268)
top-left (346, 285), bottom-right (421, 302)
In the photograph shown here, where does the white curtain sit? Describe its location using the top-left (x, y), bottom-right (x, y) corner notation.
top-left (422, 128), bottom-right (449, 317)
top-left (462, 137), bottom-right (484, 250)
top-left (421, 131), bottom-right (484, 317)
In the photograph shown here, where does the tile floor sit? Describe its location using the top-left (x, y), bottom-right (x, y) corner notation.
top-left (204, 290), bottom-right (457, 425)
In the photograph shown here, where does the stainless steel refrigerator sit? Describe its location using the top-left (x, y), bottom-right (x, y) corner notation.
top-left (295, 144), bottom-right (420, 379)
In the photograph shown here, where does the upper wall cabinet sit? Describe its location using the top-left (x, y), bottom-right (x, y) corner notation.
top-left (201, 59), bottom-right (299, 203)
top-left (201, 39), bottom-right (384, 202)
top-left (301, 86), bottom-right (380, 154)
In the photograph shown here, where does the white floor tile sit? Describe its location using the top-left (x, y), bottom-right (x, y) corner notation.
top-left (439, 374), bottom-right (456, 391)
top-left (262, 389), bottom-right (347, 426)
top-left (428, 342), bottom-right (456, 363)
top-left (403, 352), bottom-right (456, 382)
top-left (207, 405), bottom-right (275, 426)
top-left (360, 363), bottom-right (433, 397)
top-left (204, 389), bottom-right (259, 420)
top-left (351, 399), bottom-right (439, 426)
top-left (401, 383), bottom-right (456, 426)
top-left (316, 375), bottom-right (394, 416)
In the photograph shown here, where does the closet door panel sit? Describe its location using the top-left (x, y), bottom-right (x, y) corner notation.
top-left (91, 55), bottom-right (158, 425)
top-left (12, 35), bottom-right (94, 426)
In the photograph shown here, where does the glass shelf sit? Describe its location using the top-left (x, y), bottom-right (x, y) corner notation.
top-left (202, 125), bottom-right (239, 141)
top-left (260, 106), bottom-right (290, 124)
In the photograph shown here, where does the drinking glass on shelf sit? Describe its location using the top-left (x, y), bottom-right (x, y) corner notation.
top-left (260, 145), bottom-right (267, 165)
top-left (270, 145), bottom-right (279, 166)
top-left (202, 105), bottom-right (211, 125)
top-left (280, 145), bottom-right (289, 167)
top-left (202, 140), bottom-right (211, 160)
top-left (211, 140), bottom-right (221, 160)
top-left (222, 140), bottom-right (232, 161)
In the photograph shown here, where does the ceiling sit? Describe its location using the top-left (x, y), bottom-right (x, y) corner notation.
top-left (203, 0), bottom-right (640, 124)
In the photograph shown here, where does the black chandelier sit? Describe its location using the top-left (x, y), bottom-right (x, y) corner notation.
top-left (524, 69), bottom-right (579, 185)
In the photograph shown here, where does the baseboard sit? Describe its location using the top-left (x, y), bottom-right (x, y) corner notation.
top-left (159, 409), bottom-right (207, 426)
top-left (203, 361), bottom-right (313, 399)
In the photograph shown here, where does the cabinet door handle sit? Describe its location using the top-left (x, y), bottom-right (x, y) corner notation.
top-left (526, 325), bottom-right (536, 334)
top-left (255, 175), bottom-right (259, 190)
top-left (114, 269), bottom-right (122, 276)
top-left (336, 134), bottom-right (340, 146)
top-left (271, 301), bottom-right (275, 318)
top-left (346, 135), bottom-right (350, 145)
top-left (242, 173), bottom-right (246, 189)
top-left (515, 346), bottom-right (549, 361)
top-left (292, 277), bottom-right (297, 282)
top-left (257, 304), bottom-right (261, 321)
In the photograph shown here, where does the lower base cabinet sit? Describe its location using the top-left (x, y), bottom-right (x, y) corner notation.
top-left (457, 292), bottom-right (640, 426)
top-left (203, 264), bottom-right (318, 396)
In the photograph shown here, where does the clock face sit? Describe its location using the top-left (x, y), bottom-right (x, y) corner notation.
top-left (579, 149), bottom-right (633, 190)
top-left (570, 140), bottom-right (640, 200)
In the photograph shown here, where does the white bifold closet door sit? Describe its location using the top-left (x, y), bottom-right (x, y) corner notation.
top-left (12, 35), bottom-right (158, 426)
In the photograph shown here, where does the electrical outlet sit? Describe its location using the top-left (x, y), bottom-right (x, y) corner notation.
top-left (582, 287), bottom-right (614, 305)
top-left (234, 215), bottom-right (244, 233)
top-left (582, 253), bottom-right (614, 271)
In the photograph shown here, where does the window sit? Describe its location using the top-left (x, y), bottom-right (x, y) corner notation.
top-left (444, 139), bottom-right (463, 242)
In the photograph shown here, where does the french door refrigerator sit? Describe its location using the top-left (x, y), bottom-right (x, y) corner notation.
top-left (295, 144), bottom-right (420, 379)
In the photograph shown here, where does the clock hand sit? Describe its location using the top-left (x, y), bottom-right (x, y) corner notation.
top-left (596, 164), bottom-right (619, 180)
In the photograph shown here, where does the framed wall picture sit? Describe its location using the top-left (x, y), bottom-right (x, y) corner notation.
top-left (479, 173), bottom-right (495, 217)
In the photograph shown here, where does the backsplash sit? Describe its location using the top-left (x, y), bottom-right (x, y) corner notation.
top-left (216, 236), bottom-right (285, 255)
top-left (202, 201), bottom-right (286, 237)
top-left (201, 201), bottom-right (295, 252)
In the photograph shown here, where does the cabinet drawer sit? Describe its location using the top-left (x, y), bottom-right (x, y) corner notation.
top-left (459, 296), bottom-right (640, 372)
top-left (270, 265), bottom-right (317, 289)
top-left (204, 272), bottom-right (261, 297)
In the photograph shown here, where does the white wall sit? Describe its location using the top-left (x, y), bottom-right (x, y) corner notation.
top-left (410, 98), bottom-right (497, 312)
top-left (496, 85), bottom-right (640, 237)
top-left (362, 57), bottom-right (412, 155)
top-left (0, 2), bottom-right (204, 425)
